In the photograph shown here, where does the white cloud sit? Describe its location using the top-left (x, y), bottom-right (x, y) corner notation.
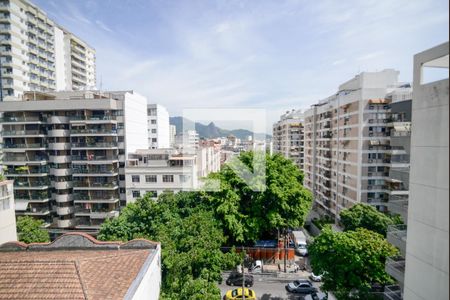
top-left (95, 20), bottom-right (113, 33)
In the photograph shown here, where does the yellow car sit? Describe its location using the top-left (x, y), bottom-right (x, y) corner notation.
top-left (223, 287), bottom-right (257, 300)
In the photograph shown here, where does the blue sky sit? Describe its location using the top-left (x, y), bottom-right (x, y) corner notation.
top-left (34, 0), bottom-right (448, 132)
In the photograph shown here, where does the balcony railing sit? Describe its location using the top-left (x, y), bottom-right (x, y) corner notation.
top-left (72, 142), bottom-right (118, 148)
top-left (72, 155), bottom-right (117, 161)
top-left (383, 285), bottom-right (403, 300)
top-left (387, 224), bottom-right (407, 255)
top-left (72, 168), bottom-right (118, 174)
top-left (70, 115), bottom-right (117, 121)
top-left (385, 257), bottom-right (405, 284)
top-left (71, 128), bottom-right (117, 134)
top-left (2, 130), bottom-right (45, 136)
top-left (73, 181), bottom-right (118, 188)
top-left (3, 143), bottom-right (46, 149)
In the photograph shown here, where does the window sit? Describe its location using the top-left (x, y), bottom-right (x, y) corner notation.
top-left (131, 175), bottom-right (140, 183)
top-left (132, 190), bottom-right (140, 198)
top-left (151, 129), bottom-right (157, 133)
top-left (152, 138), bottom-right (157, 142)
top-left (146, 175), bottom-right (157, 183)
top-left (151, 119), bottom-right (156, 124)
top-left (180, 175), bottom-right (190, 183)
top-left (146, 190), bottom-right (157, 197)
top-left (163, 175), bottom-right (174, 183)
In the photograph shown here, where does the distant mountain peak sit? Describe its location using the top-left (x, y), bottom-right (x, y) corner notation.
top-left (169, 116), bottom-right (271, 140)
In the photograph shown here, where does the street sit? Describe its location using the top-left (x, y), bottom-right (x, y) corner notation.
top-left (219, 273), bottom-right (326, 300)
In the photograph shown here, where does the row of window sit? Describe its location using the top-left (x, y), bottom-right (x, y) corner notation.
top-left (132, 190), bottom-right (157, 198)
top-left (131, 174), bottom-right (190, 183)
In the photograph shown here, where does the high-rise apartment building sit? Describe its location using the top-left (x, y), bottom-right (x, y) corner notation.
top-left (0, 90), bottom-right (147, 234)
top-left (54, 25), bottom-right (96, 91)
top-left (401, 42), bottom-right (448, 300)
top-left (147, 104), bottom-right (170, 149)
top-left (0, 0), bottom-right (96, 101)
top-left (175, 130), bottom-right (199, 153)
top-left (169, 124), bottom-right (176, 147)
top-left (272, 109), bottom-right (304, 169)
top-left (303, 69), bottom-right (412, 219)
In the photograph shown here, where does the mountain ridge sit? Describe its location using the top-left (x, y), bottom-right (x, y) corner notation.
top-left (169, 116), bottom-right (271, 140)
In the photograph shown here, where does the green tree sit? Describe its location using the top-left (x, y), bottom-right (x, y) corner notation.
top-left (16, 216), bottom-right (50, 243)
top-left (98, 192), bottom-right (240, 300)
top-left (309, 226), bottom-right (398, 300)
top-left (339, 203), bottom-right (402, 236)
top-left (204, 152), bottom-right (313, 243)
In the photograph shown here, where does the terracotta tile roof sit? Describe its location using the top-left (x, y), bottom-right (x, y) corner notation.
top-left (0, 233), bottom-right (160, 300)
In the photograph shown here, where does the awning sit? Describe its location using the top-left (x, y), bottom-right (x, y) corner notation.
top-left (15, 200), bottom-right (30, 211)
top-left (368, 98), bottom-right (389, 104)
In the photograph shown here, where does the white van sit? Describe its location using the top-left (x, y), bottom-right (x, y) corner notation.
top-left (250, 260), bottom-right (262, 273)
top-left (291, 230), bottom-right (308, 256)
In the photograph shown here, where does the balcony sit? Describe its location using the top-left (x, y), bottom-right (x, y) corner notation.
top-left (15, 192), bottom-right (50, 203)
top-left (4, 166), bottom-right (48, 176)
top-left (47, 116), bottom-right (70, 123)
top-left (70, 115), bottom-right (117, 123)
top-left (47, 129), bottom-right (70, 137)
top-left (57, 218), bottom-right (77, 228)
top-left (73, 194), bottom-right (120, 203)
top-left (387, 224), bottom-right (407, 256)
top-left (53, 193), bottom-right (73, 203)
top-left (49, 168), bottom-right (72, 176)
top-left (22, 207), bottom-right (51, 216)
top-left (1, 130), bottom-right (45, 137)
top-left (383, 285), bottom-right (403, 300)
top-left (385, 256), bottom-right (405, 285)
top-left (3, 143), bottom-right (47, 151)
top-left (71, 155), bottom-right (118, 164)
top-left (14, 180), bottom-right (49, 190)
top-left (52, 181), bottom-right (73, 189)
top-left (48, 142), bottom-right (71, 150)
top-left (49, 155), bottom-right (71, 163)
top-left (72, 168), bottom-right (119, 176)
top-left (56, 206), bottom-right (75, 215)
top-left (74, 208), bottom-right (119, 219)
top-left (71, 142), bottom-right (118, 149)
top-left (73, 181), bottom-right (118, 190)
top-left (388, 197), bottom-right (408, 221)
top-left (71, 128), bottom-right (117, 136)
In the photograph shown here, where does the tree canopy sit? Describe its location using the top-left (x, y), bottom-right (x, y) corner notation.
top-left (16, 216), bottom-right (50, 244)
top-left (98, 192), bottom-right (240, 300)
top-left (308, 226), bottom-right (398, 299)
top-left (339, 203), bottom-right (403, 236)
top-left (204, 152), bottom-right (313, 243)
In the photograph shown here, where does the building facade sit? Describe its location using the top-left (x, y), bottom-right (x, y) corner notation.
top-left (125, 149), bottom-right (198, 202)
top-left (272, 109), bottom-right (304, 169)
top-left (0, 0), bottom-right (96, 101)
top-left (174, 130), bottom-right (199, 153)
top-left (401, 42), bottom-right (449, 300)
top-left (197, 141), bottom-right (221, 178)
top-left (147, 104), bottom-right (170, 149)
top-left (0, 179), bottom-right (16, 243)
top-left (0, 90), bottom-right (147, 233)
top-left (169, 124), bottom-right (176, 147)
top-left (303, 69), bottom-right (412, 219)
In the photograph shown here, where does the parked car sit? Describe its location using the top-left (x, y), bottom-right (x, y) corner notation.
top-left (285, 279), bottom-right (317, 294)
top-left (302, 291), bottom-right (328, 300)
top-left (309, 272), bottom-right (324, 282)
top-left (223, 288), bottom-right (257, 300)
top-left (225, 272), bottom-right (254, 287)
top-left (249, 260), bottom-right (262, 273)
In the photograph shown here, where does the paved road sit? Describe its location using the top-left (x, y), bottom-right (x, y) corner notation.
top-left (219, 274), bottom-right (324, 300)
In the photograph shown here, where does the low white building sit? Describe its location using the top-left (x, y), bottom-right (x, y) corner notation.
top-left (125, 149), bottom-right (198, 202)
top-left (197, 142), bottom-right (221, 178)
top-left (147, 104), bottom-right (170, 149)
top-left (0, 179), bottom-right (17, 244)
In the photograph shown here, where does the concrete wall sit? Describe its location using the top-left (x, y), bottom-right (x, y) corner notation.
top-left (127, 246), bottom-right (161, 300)
top-left (404, 42), bottom-right (449, 300)
top-left (0, 181), bottom-right (17, 244)
top-left (124, 92), bottom-right (149, 155)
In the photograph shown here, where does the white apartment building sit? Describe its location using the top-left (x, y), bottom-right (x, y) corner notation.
top-left (147, 104), bottom-right (170, 149)
top-left (401, 42), bottom-right (448, 300)
top-left (174, 130), bottom-right (199, 153)
top-left (273, 109), bottom-right (304, 169)
top-left (0, 0), bottom-right (96, 101)
top-left (125, 148), bottom-right (198, 202)
top-left (0, 179), bottom-right (17, 243)
top-left (0, 90), bottom-right (148, 234)
top-left (303, 69), bottom-right (413, 219)
top-left (169, 124), bottom-right (176, 147)
top-left (197, 140), bottom-right (221, 178)
top-left (54, 25), bottom-right (96, 91)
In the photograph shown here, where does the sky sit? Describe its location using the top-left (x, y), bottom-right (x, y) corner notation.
top-left (34, 0), bottom-right (449, 132)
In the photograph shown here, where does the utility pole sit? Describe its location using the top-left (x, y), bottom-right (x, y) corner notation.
top-left (242, 246), bottom-right (245, 300)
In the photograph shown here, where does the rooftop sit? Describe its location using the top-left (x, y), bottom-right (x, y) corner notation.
top-left (0, 232), bottom-right (160, 300)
